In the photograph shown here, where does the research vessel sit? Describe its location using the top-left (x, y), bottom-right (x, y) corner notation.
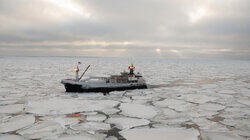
top-left (61, 64), bottom-right (147, 93)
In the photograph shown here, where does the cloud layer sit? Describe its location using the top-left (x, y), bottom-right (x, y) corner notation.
top-left (0, 0), bottom-right (249, 59)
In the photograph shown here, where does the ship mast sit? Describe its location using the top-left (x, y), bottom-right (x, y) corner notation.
top-left (74, 66), bottom-right (79, 81)
top-left (128, 64), bottom-right (135, 75)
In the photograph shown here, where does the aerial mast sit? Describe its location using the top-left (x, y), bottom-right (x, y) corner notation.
top-left (128, 64), bottom-right (135, 75)
top-left (74, 66), bottom-right (79, 81)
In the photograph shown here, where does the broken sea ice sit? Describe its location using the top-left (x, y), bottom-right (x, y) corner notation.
top-left (106, 117), bottom-right (150, 130)
top-left (70, 122), bottom-right (111, 132)
top-left (0, 104), bottom-right (23, 114)
top-left (119, 103), bottom-right (157, 119)
top-left (0, 114), bottom-right (35, 133)
top-left (17, 121), bottom-right (64, 139)
top-left (0, 135), bottom-right (26, 140)
top-left (120, 128), bottom-right (200, 140)
top-left (201, 132), bottom-right (244, 140)
top-left (25, 97), bottom-right (119, 115)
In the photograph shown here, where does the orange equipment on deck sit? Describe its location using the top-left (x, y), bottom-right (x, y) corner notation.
top-left (128, 66), bottom-right (135, 70)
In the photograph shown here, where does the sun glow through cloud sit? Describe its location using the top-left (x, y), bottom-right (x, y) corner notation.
top-left (48, 0), bottom-right (91, 18)
top-left (189, 7), bottom-right (208, 23)
top-left (156, 49), bottom-right (161, 53)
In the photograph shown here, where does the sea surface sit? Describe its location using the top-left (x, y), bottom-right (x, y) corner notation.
top-left (0, 56), bottom-right (249, 140)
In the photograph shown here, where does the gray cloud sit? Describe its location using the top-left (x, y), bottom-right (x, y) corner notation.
top-left (0, 0), bottom-right (249, 59)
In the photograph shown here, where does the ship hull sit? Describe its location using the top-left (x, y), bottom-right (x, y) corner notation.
top-left (63, 83), bottom-right (147, 93)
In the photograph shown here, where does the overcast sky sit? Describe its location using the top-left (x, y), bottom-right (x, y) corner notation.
top-left (0, 0), bottom-right (249, 59)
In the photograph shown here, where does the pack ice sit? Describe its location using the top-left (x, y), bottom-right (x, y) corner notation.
top-left (106, 117), bottom-right (150, 130)
top-left (0, 115), bottom-right (35, 133)
top-left (120, 128), bottom-right (200, 140)
top-left (25, 97), bottom-right (119, 115)
top-left (119, 103), bottom-right (157, 119)
top-left (1, 57), bottom-right (250, 139)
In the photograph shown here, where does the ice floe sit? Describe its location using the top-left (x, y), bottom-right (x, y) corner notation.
top-left (220, 118), bottom-right (242, 127)
top-left (213, 94), bottom-right (234, 105)
top-left (120, 97), bottom-right (132, 103)
top-left (0, 99), bottom-right (18, 105)
top-left (155, 99), bottom-right (196, 112)
top-left (0, 135), bottom-right (26, 140)
top-left (162, 108), bottom-right (180, 119)
top-left (153, 98), bottom-right (173, 108)
top-left (156, 118), bottom-right (190, 127)
top-left (120, 103), bottom-right (157, 119)
top-left (131, 99), bottom-right (148, 104)
top-left (26, 98), bottom-right (119, 115)
top-left (40, 115), bottom-right (80, 127)
top-left (222, 107), bottom-right (250, 118)
top-left (0, 114), bottom-right (10, 121)
top-left (86, 114), bottom-right (107, 122)
top-left (198, 103), bottom-right (225, 111)
top-left (105, 136), bottom-right (118, 140)
top-left (201, 84), bottom-right (218, 90)
top-left (191, 118), bottom-right (217, 130)
top-left (182, 94), bottom-right (218, 104)
top-left (106, 117), bottom-right (150, 130)
top-left (70, 122), bottom-right (111, 132)
top-left (131, 94), bottom-right (160, 102)
top-left (0, 114), bottom-right (35, 133)
top-left (188, 109), bottom-right (218, 118)
top-left (57, 133), bottom-right (106, 140)
top-left (201, 132), bottom-right (245, 140)
top-left (57, 135), bottom-right (98, 140)
top-left (17, 121), bottom-right (64, 139)
top-left (0, 104), bottom-right (23, 114)
top-left (101, 108), bottom-right (120, 115)
top-left (83, 112), bottom-right (98, 115)
top-left (232, 130), bottom-right (250, 137)
top-left (237, 99), bottom-right (250, 106)
top-left (120, 128), bottom-right (200, 140)
top-left (200, 122), bottom-right (228, 131)
top-left (218, 89), bottom-right (236, 95)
